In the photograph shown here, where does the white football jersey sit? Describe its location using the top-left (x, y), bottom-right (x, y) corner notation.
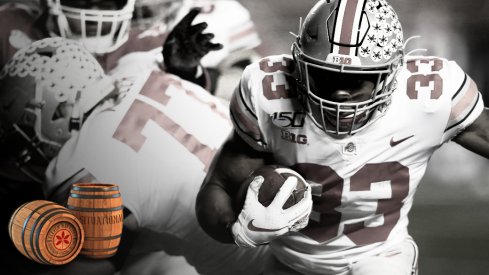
top-left (231, 54), bottom-right (484, 274)
top-left (45, 66), bottom-right (268, 274)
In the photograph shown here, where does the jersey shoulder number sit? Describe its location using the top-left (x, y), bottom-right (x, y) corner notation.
top-left (401, 56), bottom-right (484, 141)
top-left (230, 55), bottom-right (299, 150)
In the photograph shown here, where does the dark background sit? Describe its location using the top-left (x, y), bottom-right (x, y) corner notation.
top-left (239, 0), bottom-right (489, 274)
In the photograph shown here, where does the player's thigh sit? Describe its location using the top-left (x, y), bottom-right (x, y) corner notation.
top-left (349, 239), bottom-right (418, 275)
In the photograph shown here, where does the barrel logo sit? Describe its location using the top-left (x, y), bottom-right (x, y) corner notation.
top-left (46, 222), bottom-right (78, 256)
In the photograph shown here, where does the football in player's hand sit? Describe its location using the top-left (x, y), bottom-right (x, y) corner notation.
top-left (235, 165), bottom-right (307, 211)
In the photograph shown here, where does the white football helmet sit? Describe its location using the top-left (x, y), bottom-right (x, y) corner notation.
top-left (292, 0), bottom-right (404, 136)
top-left (46, 0), bottom-right (135, 54)
top-left (0, 37), bottom-right (115, 173)
top-left (132, 0), bottom-right (186, 30)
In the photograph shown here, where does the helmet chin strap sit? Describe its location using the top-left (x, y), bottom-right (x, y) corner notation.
top-left (10, 124), bottom-right (52, 184)
top-left (53, 4), bottom-right (72, 37)
top-left (69, 92), bottom-right (83, 133)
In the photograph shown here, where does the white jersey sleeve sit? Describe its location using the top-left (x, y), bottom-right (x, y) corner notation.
top-left (439, 59), bottom-right (484, 141)
top-left (230, 54), bottom-right (299, 152)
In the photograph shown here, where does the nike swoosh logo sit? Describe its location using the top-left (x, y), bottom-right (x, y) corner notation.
top-left (390, 135), bottom-right (414, 147)
top-left (247, 220), bottom-right (286, 232)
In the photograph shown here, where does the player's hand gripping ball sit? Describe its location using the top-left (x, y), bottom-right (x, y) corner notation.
top-left (232, 165), bottom-right (313, 248)
top-left (236, 165), bottom-right (308, 210)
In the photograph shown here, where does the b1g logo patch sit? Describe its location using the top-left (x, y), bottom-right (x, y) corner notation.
top-left (281, 129), bottom-right (308, 145)
top-left (331, 56), bottom-right (352, 65)
top-left (326, 54), bottom-right (360, 65)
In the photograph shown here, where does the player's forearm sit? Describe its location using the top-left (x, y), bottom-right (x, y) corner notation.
top-left (196, 132), bottom-right (273, 243)
top-left (196, 182), bottom-right (237, 243)
top-left (455, 108), bottom-right (489, 158)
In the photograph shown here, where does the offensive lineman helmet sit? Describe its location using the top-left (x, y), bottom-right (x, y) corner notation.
top-left (46, 0), bottom-right (135, 54)
top-left (132, 0), bottom-right (185, 30)
top-left (292, 0), bottom-right (404, 136)
top-left (0, 37), bottom-right (115, 173)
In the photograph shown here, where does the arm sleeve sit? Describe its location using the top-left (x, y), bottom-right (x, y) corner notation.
top-left (442, 61), bottom-right (485, 142)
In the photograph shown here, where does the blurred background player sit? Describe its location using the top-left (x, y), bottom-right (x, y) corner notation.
top-left (0, 37), bottom-right (119, 274)
top-left (131, 0), bottom-right (262, 99)
top-left (0, 1), bottom-right (258, 274)
top-left (0, 0), bottom-right (261, 98)
top-left (0, 0), bottom-right (136, 68)
top-left (42, 32), bottom-right (269, 275)
top-left (0, 0), bottom-right (221, 221)
top-left (196, 0), bottom-right (489, 274)
top-left (0, 36), bottom-right (268, 274)
top-left (0, 0), bottom-right (222, 90)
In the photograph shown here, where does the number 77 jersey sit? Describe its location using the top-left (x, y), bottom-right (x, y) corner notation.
top-left (46, 67), bottom-right (233, 239)
top-left (231, 54), bottom-right (484, 273)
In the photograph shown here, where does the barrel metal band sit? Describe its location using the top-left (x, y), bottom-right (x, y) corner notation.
top-left (71, 186), bottom-right (119, 192)
top-left (85, 234), bottom-right (122, 241)
top-left (22, 202), bottom-right (57, 262)
top-left (10, 201), bottom-right (29, 239)
top-left (82, 246), bottom-right (119, 252)
top-left (67, 205), bottom-right (124, 212)
top-left (70, 193), bottom-right (121, 199)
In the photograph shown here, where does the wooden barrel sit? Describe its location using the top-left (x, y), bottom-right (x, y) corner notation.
top-left (8, 200), bottom-right (84, 265)
top-left (67, 183), bottom-right (123, 259)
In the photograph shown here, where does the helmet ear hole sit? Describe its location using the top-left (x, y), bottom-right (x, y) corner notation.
top-left (37, 51), bottom-right (53, 58)
top-left (0, 37), bottom-right (114, 161)
top-left (51, 102), bottom-right (67, 122)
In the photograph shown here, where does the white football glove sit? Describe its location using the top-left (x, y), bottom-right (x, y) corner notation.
top-left (231, 174), bottom-right (313, 248)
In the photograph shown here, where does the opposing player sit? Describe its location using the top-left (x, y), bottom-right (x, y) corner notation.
top-left (196, 0), bottom-right (489, 274)
top-left (0, 37), bottom-right (118, 274)
top-left (42, 39), bottom-right (269, 274)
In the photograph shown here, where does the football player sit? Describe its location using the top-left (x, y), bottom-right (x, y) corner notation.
top-left (42, 37), bottom-right (269, 274)
top-left (0, 37), bottom-right (118, 274)
top-left (0, 0), bottom-right (222, 88)
top-left (196, 0), bottom-right (489, 274)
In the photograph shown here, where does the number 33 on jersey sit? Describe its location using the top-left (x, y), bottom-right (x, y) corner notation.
top-left (230, 54), bottom-right (483, 261)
